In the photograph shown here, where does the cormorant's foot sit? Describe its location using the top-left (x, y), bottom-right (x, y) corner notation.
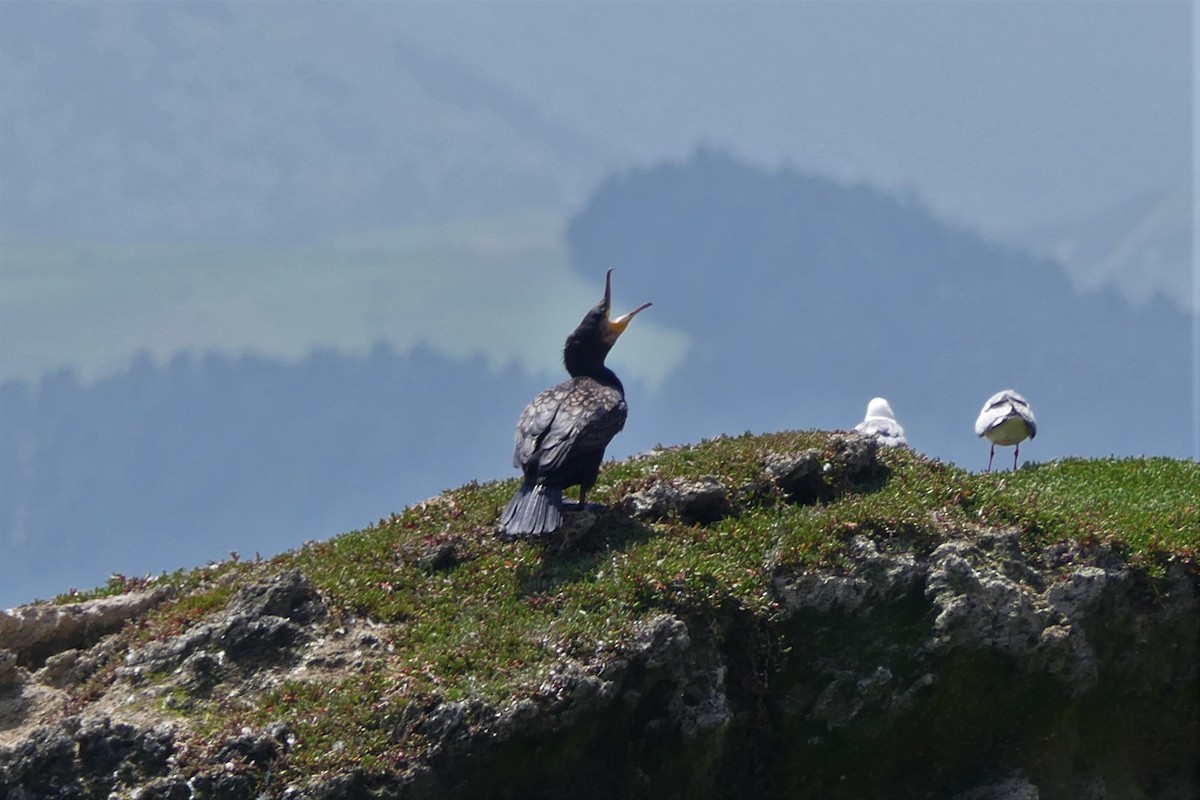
top-left (495, 524), bottom-right (560, 542)
top-left (496, 525), bottom-right (535, 542)
top-left (568, 501), bottom-right (605, 513)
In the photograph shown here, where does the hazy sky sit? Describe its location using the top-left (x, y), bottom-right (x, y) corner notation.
top-left (2, 1), bottom-right (1193, 385)
top-left (1, 1), bottom-right (1192, 388)
top-left (390, 1), bottom-right (1191, 236)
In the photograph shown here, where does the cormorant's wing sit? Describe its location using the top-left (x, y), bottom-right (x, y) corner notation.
top-left (513, 378), bottom-right (627, 474)
top-left (514, 383), bottom-right (567, 469)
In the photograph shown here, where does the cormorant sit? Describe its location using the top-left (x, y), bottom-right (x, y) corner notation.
top-left (854, 397), bottom-right (908, 448)
top-left (975, 389), bottom-right (1037, 472)
top-left (499, 270), bottom-right (651, 537)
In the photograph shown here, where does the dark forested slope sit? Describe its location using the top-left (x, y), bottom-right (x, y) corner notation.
top-left (567, 150), bottom-right (1192, 464)
top-left (0, 345), bottom-right (543, 606)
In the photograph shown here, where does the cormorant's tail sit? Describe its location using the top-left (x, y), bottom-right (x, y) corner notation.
top-left (499, 482), bottom-right (562, 537)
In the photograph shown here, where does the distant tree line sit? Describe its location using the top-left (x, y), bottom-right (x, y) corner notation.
top-left (0, 344), bottom-right (542, 604)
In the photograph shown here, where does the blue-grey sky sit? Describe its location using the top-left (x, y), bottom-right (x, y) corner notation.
top-left (1, 0), bottom-right (1192, 389)
top-left (388, 1), bottom-right (1190, 236)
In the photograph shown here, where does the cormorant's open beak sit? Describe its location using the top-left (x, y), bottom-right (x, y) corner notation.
top-left (599, 269), bottom-right (651, 343)
top-left (609, 302), bottom-right (652, 335)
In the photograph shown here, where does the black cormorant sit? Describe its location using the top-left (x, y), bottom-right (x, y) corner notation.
top-left (499, 270), bottom-right (651, 537)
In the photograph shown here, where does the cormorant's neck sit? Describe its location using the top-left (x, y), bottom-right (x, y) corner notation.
top-left (564, 349), bottom-right (622, 389)
top-left (563, 320), bottom-right (623, 392)
top-left (583, 365), bottom-right (623, 394)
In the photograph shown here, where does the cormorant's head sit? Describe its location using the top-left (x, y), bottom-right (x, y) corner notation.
top-left (564, 269), bottom-right (651, 377)
top-left (594, 268), bottom-right (652, 347)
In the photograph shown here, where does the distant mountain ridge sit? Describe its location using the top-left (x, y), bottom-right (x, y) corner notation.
top-left (1015, 182), bottom-right (1194, 314)
top-left (0, 3), bottom-right (608, 244)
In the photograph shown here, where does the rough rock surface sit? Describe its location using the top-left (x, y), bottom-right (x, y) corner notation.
top-left (620, 475), bottom-right (734, 525)
top-left (1, 586), bottom-right (175, 669)
top-left (1, 529), bottom-right (1196, 799)
top-left (763, 432), bottom-right (888, 505)
top-left (120, 569), bottom-right (324, 680)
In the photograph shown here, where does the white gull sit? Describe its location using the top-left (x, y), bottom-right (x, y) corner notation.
top-left (854, 397), bottom-right (908, 448)
top-left (975, 389), bottom-right (1037, 472)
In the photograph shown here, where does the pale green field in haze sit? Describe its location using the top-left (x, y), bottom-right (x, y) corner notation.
top-left (0, 210), bottom-right (690, 389)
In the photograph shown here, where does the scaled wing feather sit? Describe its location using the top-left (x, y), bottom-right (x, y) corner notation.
top-left (513, 379), bottom-right (627, 474)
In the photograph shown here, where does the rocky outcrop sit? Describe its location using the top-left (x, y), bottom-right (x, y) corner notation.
top-left (0, 570), bottom-right (326, 797)
top-left (620, 475), bottom-right (734, 525)
top-left (0, 462), bottom-right (1196, 799)
top-left (119, 569), bottom-right (324, 680)
top-left (1, 586), bottom-right (174, 669)
top-left (764, 531), bottom-right (1198, 798)
top-left (368, 530), bottom-right (1196, 800)
top-left (764, 433), bottom-right (888, 504)
top-left (621, 433), bottom-right (886, 524)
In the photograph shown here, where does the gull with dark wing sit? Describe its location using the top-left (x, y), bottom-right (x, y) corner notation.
top-left (975, 389), bottom-right (1037, 472)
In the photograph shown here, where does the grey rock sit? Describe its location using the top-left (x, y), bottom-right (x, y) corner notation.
top-left (764, 449), bottom-right (824, 504)
top-left (227, 568), bottom-right (325, 623)
top-left (925, 534), bottom-right (1099, 694)
top-left (624, 615), bottom-right (730, 740)
top-left (186, 768), bottom-right (259, 799)
top-left (620, 476), bottom-right (732, 524)
top-left (772, 535), bottom-right (919, 615)
top-left (544, 662), bottom-right (619, 727)
top-left (828, 431), bottom-right (884, 481)
top-left (494, 697), bottom-right (541, 743)
top-left (763, 436), bottom-right (886, 503)
top-left (122, 570), bottom-right (323, 677)
top-left (416, 537), bottom-right (461, 571)
top-left (130, 776), bottom-right (192, 799)
top-left (417, 700), bottom-right (471, 745)
top-left (0, 586), bottom-right (174, 668)
top-left (675, 476), bottom-right (733, 524)
top-left (0, 649), bottom-right (21, 687)
top-left (621, 481), bottom-right (680, 521)
top-left (0, 715), bottom-right (177, 799)
top-left (177, 649), bottom-right (227, 696)
top-left (953, 773), bottom-right (1041, 800)
top-left (33, 648), bottom-right (100, 688)
top-left (214, 728), bottom-right (280, 769)
top-left (630, 614), bottom-right (691, 670)
top-left (811, 665), bottom-right (895, 730)
top-left (1046, 565), bottom-right (1114, 618)
top-left (560, 508), bottom-right (599, 546)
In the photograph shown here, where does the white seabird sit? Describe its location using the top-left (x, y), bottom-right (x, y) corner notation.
top-left (975, 389), bottom-right (1037, 472)
top-left (854, 397), bottom-right (908, 448)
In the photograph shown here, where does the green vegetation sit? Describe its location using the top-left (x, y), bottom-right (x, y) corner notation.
top-left (971, 456), bottom-right (1199, 571)
top-left (70, 432), bottom-right (1198, 785)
